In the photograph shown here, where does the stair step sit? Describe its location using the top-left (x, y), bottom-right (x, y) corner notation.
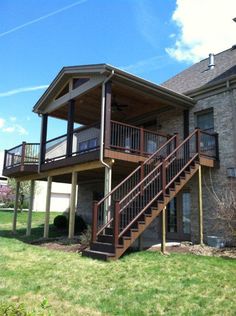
top-left (97, 234), bottom-right (113, 243)
top-left (90, 241), bottom-right (115, 253)
top-left (82, 249), bottom-right (115, 261)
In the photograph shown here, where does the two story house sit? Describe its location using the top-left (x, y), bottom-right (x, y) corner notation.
top-left (3, 47), bottom-right (235, 260)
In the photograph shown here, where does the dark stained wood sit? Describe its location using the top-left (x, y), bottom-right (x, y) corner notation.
top-left (20, 142), bottom-right (26, 172)
top-left (66, 99), bottom-right (75, 157)
top-left (92, 201), bottom-right (98, 242)
top-left (113, 201), bottom-right (120, 247)
top-left (104, 149), bottom-right (146, 163)
top-left (40, 114), bottom-right (48, 164)
top-left (183, 110), bottom-right (189, 139)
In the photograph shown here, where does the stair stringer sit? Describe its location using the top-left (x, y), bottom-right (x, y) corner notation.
top-left (112, 162), bottom-right (200, 260)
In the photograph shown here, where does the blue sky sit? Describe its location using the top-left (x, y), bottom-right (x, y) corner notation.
top-left (0, 0), bottom-right (235, 153)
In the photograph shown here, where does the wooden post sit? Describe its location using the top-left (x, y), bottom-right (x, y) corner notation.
top-left (68, 171), bottom-right (77, 239)
top-left (12, 181), bottom-right (20, 234)
top-left (183, 110), bottom-right (189, 139)
top-left (196, 128), bottom-right (201, 155)
top-left (44, 176), bottom-right (52, 238)
top-left (92, 201), bottom-right (98, 242)
top-left (104, 81), bottom-right (112, 148)
top-left (140, 162), bottom-right (144, 196)
top-left (198, 165), bottom-right (204, 245)
top-left (20, 142), bottom-right (26, 171)
top-left (114, 201), bottom-right (120, 247)
top-left (162, 158), bottom-right (166, 198)
top-left (140, 127), bottom-right (144, 155)
top-left (26, 180), bottom-right (35, 236)
top-left (161, 206), bottom-right (166, 254)
top-left (39, 114), bottom-right (48, 166)
top-left (66, 99), bottom-right (75, 157)
top-left (3, 150), bottom-right (7, 169)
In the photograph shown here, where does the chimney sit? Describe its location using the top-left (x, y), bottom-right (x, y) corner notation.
top-left (208, 53), bottom-right (215, 70)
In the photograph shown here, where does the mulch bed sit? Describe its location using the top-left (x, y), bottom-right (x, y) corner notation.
top-left (149, 242), bottom-right (236, 259)
top-left (30, 237), bottom-right (86, 252)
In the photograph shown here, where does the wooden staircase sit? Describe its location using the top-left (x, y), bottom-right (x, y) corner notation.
top-left (82, 129), bottom-right (216, 261)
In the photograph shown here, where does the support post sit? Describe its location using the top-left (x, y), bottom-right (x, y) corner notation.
top-left (162, 158), bottom-right (166, 198)
top-left (68, 171), bottom-right (77, 239)
top-left (12, 181), bottom-right (20, 234)
top-left (198, 165), bottom-right (204, 245)
top-left (92, 201), bottom-right (98, 242)
top-left (104, 165), bottom-right (112, 222)
top-left (39, 114), bottom-right (48, 166)
top-left (26, 180), bottom-right (35, 236)
top-left (104, 81), bottom-right (112, 148)
top-left (114, 201), bottom-right (120, 247)
top-left (20, 142), bottom-right (26, 171)
top-left (140, 127), bottom-right (144, 155)
top-left (44, 176), bottom-right (52, 238)
top-left (161, 206), bottom-right (166, 254)
top-left (66, 99), bottom-right (75, 157)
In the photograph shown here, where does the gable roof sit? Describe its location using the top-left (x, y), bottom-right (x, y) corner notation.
top-left (33, 63), bottom-right (194, 113)
top-left (162, 46), bottom-right (236, 95)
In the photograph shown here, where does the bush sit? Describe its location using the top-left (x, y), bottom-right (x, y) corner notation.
top-left (53, 215), bottom-right (68, 229)
top-left (74, 214), bottom-right (87, 233)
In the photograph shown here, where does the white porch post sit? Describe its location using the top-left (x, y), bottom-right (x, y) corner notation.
top-left (26, 180), bottom-right (35, 236)
top-left (68, 171), bottom-right (77, 239)
top-left (44, 176), bottom-right (52, 238)
top-left (12, 181), bottom-right (20, 233)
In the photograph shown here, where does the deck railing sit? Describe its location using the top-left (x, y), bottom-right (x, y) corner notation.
top-left (110, 120), bottom-right (168, 155)
top-left (4, 142), bottom-right (40, 169)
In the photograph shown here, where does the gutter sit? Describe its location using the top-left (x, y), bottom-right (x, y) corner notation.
top-left (100, 70), bottom-right (114, 169)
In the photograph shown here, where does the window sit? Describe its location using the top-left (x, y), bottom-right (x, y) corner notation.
top-left (182, 192), bottom-right (191, 234)
top-left (167, 198), bottom-right (177, 233)
top-left (78, 138), bottom-right (98, 152)
top-left (195, 109), bottom-right (214, 133)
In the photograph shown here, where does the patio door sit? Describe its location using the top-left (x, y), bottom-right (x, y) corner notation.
top-left (166, 193), bottom-right (191, 241)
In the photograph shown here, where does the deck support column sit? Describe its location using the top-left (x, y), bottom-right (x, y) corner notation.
top-left (44, 176), bottom-right (52, 238)
top-left (104, 165), bottom-right (112, 222)
top-left (68, 171), bottom-right (77, 239)
top-left (66, 99), bottom-right (75, 157)
top-left (39, 114), bottom-right (48, 168)
top-left (104, 81), bottom-right (112, 148)
top-left (161, 207), bottom-right (166, 254)
top-left (12, 181), bottom-right (20, 234)
top-left (198, 165), bottom-right (204, 245)
top-left (26, 180), bottom-right (35, 236)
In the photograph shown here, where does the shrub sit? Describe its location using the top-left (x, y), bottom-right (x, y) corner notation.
top-left (74, 214), bottom-right (87, 233)
top-left (53, 215), bottom-right (68, 229)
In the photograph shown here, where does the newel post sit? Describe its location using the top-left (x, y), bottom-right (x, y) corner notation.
top-left (114, 201), bottom-right (120, 247)
top-left (92, 201), bottom-right (98, 242)
top-left (20, 142), bottom-right (26, 171)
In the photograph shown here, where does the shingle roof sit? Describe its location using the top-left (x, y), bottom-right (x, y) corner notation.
top-left (162, 46), bottom-right (236, 94)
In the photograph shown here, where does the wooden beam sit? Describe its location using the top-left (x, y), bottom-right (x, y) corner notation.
top-left (16, 159), bottom-right (113, 182)
top-left (42, 76), bottom-right (106, 114)
top-left (68, 171), bottom-right (77, 239)
top-left (66, 99), bottom-right (75, 157)
top-left (26, 180), bottom-right (35, 236)
top-left (12, 181), bottom-right (20, 234)
top-left (183, 109), bottom-right (189, 139)
top-left (104, 81), bottom-right (112, 148)
top-left (198, 165), bottom-right (203, 245)
top-left (39, 114), bottom-right (48, 165)
top-left (44, 176), bottom-right (52, 238)
top-left (161, 207), bottom-right (166, 254)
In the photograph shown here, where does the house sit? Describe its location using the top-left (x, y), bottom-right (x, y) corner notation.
top-left (2, 50), bottom-right (235, 260)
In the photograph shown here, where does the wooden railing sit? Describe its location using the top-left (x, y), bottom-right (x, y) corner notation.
top-left (109, 120), bottom-right (168, 156)
top-left (92, 129), bottom-right (219, 245)
top-left (4, 142), bottom-right (40, 169)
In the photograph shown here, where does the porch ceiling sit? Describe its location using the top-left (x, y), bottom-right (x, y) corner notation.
top-left (49, 80), bottom-right (180, 125)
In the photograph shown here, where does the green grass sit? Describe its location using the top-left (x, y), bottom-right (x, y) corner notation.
top-left (0, 210), bottom-right (236, 316)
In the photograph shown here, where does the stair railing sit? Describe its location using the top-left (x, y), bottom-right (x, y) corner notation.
top-left (116, 129), bottom-right (200, 240)
top-left (92, 134), bottom-right (178, 241)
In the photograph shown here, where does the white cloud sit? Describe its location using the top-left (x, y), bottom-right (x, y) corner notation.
top-left (9, 116), bottom-right (17, 122)
top-left (2, 124), bottom-right (28, 135)
top-left (166, 0), bottom-right (236, 63)
top-left (0, 85), bottom-right (49, 98)
top-left (0, 118), bottom-right (5, 128)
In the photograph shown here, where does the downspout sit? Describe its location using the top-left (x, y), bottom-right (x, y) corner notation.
top-left (100, 69), bottom-right (114, 169)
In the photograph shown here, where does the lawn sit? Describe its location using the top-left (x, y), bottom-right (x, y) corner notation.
top-left (0, 210), bottom-right (236, 316)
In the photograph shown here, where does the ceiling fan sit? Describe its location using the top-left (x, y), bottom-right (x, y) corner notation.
top-left (111, 97), bottom-right (129, 112)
